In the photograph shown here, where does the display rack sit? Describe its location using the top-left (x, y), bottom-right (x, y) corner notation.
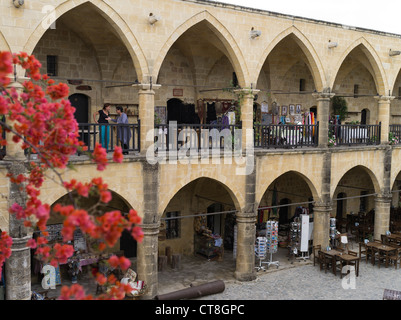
top-left (330, 218), bottom-right (336, 248)
top-left (265, 221), bottom-right (280, 269)
top-left (288, 218), bottom-right (301, 263)
top-left (254, 237), bottom-right (268, 271)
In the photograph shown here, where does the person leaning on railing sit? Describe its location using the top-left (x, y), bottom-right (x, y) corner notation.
top-left (110, 106), bottom-right (131, 155)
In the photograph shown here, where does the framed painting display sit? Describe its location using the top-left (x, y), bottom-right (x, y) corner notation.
top-left (296, 104), bottom-right (302, 114)
top-left (289, 104), bottom-right (295, 115)
top-left (281, 105), bottom-right (288, 116)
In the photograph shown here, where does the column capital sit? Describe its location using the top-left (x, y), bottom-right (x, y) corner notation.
top-left (136, 83), bottom-right (161, 92)
top-left (233, 88), bottom-right (260, 98)
top-left (374, 95), bottom-right (395, 103)
top-left (139, 222), bottom-right (161, 235)
top-left (374, 193), bottom-right (392, 202)
top-left (312, 92), bottom-right (335, 100)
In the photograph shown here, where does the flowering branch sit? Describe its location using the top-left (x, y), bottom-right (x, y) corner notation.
top-left (0, 51), bottom-right (143, 300)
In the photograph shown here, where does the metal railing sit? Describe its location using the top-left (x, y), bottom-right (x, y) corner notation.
top-left (389, 125), bottom-right (401, 145)
top-left (329, 123), bottom-right (381, 146)
top-left (254, 123), bottom-right (319, 149)
top-left (154, 122), bottom-right (242, 151)
top-left (77, 121), bottom-right (141, 153)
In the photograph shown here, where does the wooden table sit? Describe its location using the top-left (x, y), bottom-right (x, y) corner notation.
top-left (366, 242), bottom-right (397, 268)
top-left (338, 253), bottom-right (360, 277)
top-left (322, 250), bottom-right (343, 276)
top-left (386, 234), bottom-right (401, 245)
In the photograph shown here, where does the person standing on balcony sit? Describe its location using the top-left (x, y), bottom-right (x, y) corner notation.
top-left (110, 106), bottom-right (131, 155)
top-left (93, 103), bottom-right (111, 150)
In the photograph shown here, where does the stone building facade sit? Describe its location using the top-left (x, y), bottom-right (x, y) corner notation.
top-left (1, 0), bottom-right (401, 299)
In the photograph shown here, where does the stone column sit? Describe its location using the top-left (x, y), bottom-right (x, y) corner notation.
top-left (313, 91), bottom-right (335, 148)
top-left (5, 160), bottom-right (31, 300)
top-left (234, 212), bottom-right (257, 281)
top-left (313, 203), bottom-right (332, 249)
top-left (235, 154), bottom-right (256, 281)
top-left (5, 236), bottom-right (31, 300)
top-left (374, 194), bottom-right (392, 240)
top-left (4, 80), bottom-right (31, 300)
top-left (136, 222), bottom-right (160, 299)
top-left (138, 83), bottom-right (161, 155)
top-left (375, 96), bottom-right (394, 144)
top-left (136, 161), bottom-right (160, 298)
top-left (234, 89), bottom-right (259, 152)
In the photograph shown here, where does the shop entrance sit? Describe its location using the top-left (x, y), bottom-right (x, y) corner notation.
top-left (258, 172), bottom-right (316, 265)
top-left (158, 178), bottom-right (239, 289)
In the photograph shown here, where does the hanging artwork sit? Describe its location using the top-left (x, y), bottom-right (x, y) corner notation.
top-left (296, 104), bottom-right (302, 114)
top-left (289, 104), bottom-right (295, 115)
top-left (281, 105), bottom-right (288, 116)
top-left (261, 101), bottom-right (268, 113)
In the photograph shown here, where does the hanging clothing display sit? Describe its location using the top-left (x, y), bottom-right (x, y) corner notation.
top-left (206, 102), bottom-right (217, 124)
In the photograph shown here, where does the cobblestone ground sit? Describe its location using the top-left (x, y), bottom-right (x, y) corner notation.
top-left (198, 262), bottom-right (401, 300)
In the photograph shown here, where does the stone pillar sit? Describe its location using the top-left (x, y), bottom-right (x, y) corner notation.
top-left (374, 194), bottom-right (392, 241)
top-left (313, 91), bottom-right (335, 148)
top-left (235, 154), bottom-right (256, 281)
top-left (4, 80), bottom-right (31, 300)
top-left (234, 89), bottom-right (259, 152)
top-left (138, 83), bottom-right (161, 155)
top-left (5, 236), bottom-right (31, 300)
top-left (136, 222), bottom-right (160, 299)
top-left (313, 203), bottom-right (332, 249)
top-left (5, 161), bottom-right (31, 300)
top-left (136, 161), bottom-right (160, 298)
top-left (375, 96), bottom-right (394, 144)
top-left (234, 212), bottom-right (257, 281)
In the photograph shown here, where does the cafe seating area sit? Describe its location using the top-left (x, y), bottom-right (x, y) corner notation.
top-left (313, 232), bottom-right (401, 278)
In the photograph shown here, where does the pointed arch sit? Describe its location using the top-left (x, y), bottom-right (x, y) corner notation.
top-left (331, 165), bottom-right (381, 200)
top-left (0, 30), bottom-right (11, 52)
top-left (22, 0), bottom-right (148, 81)
top-left (152, 10), bottom-right (249, 87)
top-left (256, 170), bottom-right (320, 207)
top-left (330, 37), bottom-right (388, 95)
top-left (254, 26), bottom-right (325, 92)
top-left (159, 176), bottom-right (242, 218)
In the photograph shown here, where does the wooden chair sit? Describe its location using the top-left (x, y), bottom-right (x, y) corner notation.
top-left (339, 250), bottom-right (359, 279)
top-left (318, 251), bottom-right (333, 274)
top-left (357, 242), bottom-right (367, 260)
top-left (372, 247), bottom-right (386, 268)
top-left (381, 234), bottom-right (389, 245)
top-left (312, 245), bottom-right (321, 266)
top-left (388, 248), bottom-right (401, 269)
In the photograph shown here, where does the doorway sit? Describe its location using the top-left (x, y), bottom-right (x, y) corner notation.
top-left (68, 93), bottom-right (89, 123)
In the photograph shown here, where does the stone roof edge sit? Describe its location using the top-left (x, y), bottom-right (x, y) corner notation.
top-left (183, 0), bottom-right (401, 39)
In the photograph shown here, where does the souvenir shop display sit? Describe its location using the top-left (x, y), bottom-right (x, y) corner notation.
top-left (254, 237), bottom-right (268, 271)
top-left (330, 218), bottom-right (337, 248)
top-left (194, 215), bottom-right (223, 260)
top-left (265, 221), bottom-right (280, 269)
top-left (288, 218), bottom-right (301, 263)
